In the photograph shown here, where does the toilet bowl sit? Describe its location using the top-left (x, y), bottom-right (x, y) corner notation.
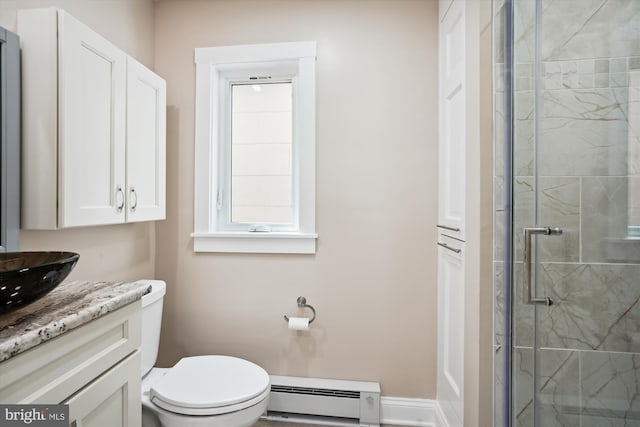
top-left (140, 280), bottom-right (270, 427)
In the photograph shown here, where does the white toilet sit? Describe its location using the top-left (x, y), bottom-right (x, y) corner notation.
top-left (140, 280), bottom-right (270, 427)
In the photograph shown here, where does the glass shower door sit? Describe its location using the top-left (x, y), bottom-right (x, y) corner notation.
top-left (509, 0), bottom-right (640, 425)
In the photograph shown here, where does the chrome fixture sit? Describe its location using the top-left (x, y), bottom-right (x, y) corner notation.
top-left (284, 296), bottom-right (317, 324)
top-left (523, 227), bottom-right (562, 306)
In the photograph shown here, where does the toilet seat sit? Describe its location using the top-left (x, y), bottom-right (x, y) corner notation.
top-left (150, 355), bottom-right (270, 416)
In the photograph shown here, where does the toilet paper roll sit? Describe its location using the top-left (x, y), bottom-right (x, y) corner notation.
top-left (288, 317), bottom-right (310, 331)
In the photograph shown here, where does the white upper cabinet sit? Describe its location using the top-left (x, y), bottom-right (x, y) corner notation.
top-left (438, 0), bottom-right (466, 240)
top-left (126, 57), bottom-right (166, 223)
top-left (59, 10), bottom-right (127, 227)
top-left (18, 8), bottom-right (166, 229)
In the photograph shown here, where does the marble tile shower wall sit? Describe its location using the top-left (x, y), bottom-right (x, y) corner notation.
top-left (493, 1), bottom-right (640, 425)
top-left (510, 60), bottom-right (640, 426)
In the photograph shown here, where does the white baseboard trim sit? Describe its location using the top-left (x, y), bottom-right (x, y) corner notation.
top-left (381, 397), bottom-right (448, 427)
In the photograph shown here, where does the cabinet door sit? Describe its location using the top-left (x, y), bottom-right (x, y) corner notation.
top-left (126, 58), bottom-right (166, 223)
top-left (438, 0), bottom-right (465, 240)
top-left (58, 10), bottom-right (127, 228)
top-left (436, 234), bottom-right (464, 427)
top-left (66, 351), bottom-right (141, 427)
top-left (437, 3), bottom-right (466, 424)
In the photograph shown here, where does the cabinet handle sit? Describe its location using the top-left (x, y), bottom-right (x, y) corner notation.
top-left (437, 224), bottom-right (460, 232)
top-left (130, 187), bottom-right (138, 211)
top-left (523, 227), bottom-right (562, 305)
top-left (116, 186), bottom-right (124, 212)
top-left (437, 242), bottom-right (461, 254)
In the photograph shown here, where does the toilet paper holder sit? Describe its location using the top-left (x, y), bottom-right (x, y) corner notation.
top-left (284, 296), bottom-right (317, 324)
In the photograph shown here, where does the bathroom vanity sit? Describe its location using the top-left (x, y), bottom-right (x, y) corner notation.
top-left (0, 280), bottom-right (149, 427)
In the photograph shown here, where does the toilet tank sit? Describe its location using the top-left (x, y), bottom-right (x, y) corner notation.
top-left (140, 280), bottom-right (166, 377)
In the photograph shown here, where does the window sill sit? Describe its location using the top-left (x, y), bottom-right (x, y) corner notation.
top-left (191, 232), bottom-right (318, 254)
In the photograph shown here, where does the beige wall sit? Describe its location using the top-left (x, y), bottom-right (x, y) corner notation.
top-left (154, 0), bottom-right (439, 397)
top-left (0, 0), bottom-right (157, 282)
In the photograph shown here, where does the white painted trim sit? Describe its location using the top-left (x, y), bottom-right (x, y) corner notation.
top-left (380, 397), bottom-right (448, 427)
top-left (195, 41), bottom-right (316, 64)
top-left (192, 232), bottom-right (317, 254)
top-left (193, 41), bottom-right (317, 254)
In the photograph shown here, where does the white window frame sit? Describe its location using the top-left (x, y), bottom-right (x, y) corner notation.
top-left (192, 42), bottom-right (317, 254)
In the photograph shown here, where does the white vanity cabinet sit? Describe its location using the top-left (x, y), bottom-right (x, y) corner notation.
top-left (0, 302), bottom-right (142, 427)
top-left (18, 8), bottom-right (166, 229)
top-left (65, 352), bottom-right (140, 427)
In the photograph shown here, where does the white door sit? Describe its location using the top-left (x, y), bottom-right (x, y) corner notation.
top-left (58, 10), bottom-right (127, 228)
top-left (66, 351), bottom-right (141, 427)
top-left (437, 0), bottom-right (465, 425)
top-left (438, 0), bottom-right (465, 241)
top-left (126, 58), bottom-right (166, 222)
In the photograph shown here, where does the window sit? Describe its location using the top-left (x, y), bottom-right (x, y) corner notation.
top-left (192, 42), bottom-right (317, 254)
top-left (228, 81), bottom-right (293, 229)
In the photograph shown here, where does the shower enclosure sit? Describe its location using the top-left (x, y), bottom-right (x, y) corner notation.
top-left (495, 0), bottom-right (640, 425)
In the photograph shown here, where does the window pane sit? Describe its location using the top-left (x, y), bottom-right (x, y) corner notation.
top-left (231, 82), bottom-right (293, 224)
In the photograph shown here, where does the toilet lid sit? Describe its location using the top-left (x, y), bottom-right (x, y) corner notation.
top-left (150, 355), bottom-right (270, 416)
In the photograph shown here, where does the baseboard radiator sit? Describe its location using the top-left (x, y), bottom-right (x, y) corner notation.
top-left (266, 375), bottom-right (381, 426)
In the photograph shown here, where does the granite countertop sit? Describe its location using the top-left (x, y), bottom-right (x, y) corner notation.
top-left (0, 280), bottom-right (150, 362)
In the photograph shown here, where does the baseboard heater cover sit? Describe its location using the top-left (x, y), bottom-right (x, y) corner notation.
top-left (267, 375), bottom-right (381, 426)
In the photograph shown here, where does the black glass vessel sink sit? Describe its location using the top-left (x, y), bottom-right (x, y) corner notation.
top-left (0, 252), bottom-right (80, 314)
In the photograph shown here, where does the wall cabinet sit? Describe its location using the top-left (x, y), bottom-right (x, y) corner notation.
top-left (0, 302), bottom-right (141, 427)
top-left (437, 0), bottom-right (466, 426)
top-left (437, 0), bottom-right (466, 241)
top-left (18, 8), bottom-right (166, 229)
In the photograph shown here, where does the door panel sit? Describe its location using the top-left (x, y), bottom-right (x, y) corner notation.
top-left (439, 0), bottom-right (465, 241)
top-left (126, 57), bottom-right (166, 222)
top-left (437, 1), bottom-right (465, 425)
top-left (66, 351), bottom-right (141, 427)
top-left (58, 10), bottom-right (126, 227)
top-left (437, 235), bottom-right (464, 427)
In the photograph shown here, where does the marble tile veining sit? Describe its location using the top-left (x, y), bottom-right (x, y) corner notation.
top-left (494, 262), bottom-right (505, 347)
top-left (538, 263), bottom-right (640, 353)
top-left (0, 280), bottom-right (150, 362)
top-left (514, 347), bottom-right (534, 426)
top-left (540, 88), bottom-right (630, 177)
top-left (513, 177), bottom-right (580, 263)
top-left (541, 0), bottom-right (640, 61)
top-left (581, 352), bottom-right (640, 426)
top-left (538, 350), bottom-right (581, 427)
top-left (582, 177), bottom-right (640, 263)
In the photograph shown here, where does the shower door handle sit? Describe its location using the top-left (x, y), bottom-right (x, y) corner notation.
top-left (523, 227), bottom-right (562, 306)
